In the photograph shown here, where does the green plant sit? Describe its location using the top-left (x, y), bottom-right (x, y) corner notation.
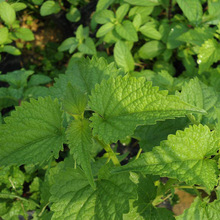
top-left (1, 56), bottom-right (220, 219)
top-left (0, 1), bottom-right (34, 59)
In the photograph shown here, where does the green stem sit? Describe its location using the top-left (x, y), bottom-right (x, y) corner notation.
top-left (135, 148), bottom-right (142, 160)
top-left (176, 185), bottom-right (206, 190)
top-left (96, 138), bottom-right (121, 166)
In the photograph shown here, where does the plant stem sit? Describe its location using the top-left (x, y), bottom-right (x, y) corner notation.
top-left (103, 144), bottom-right (121, 166)
top-left (135, 148), bottom-right (142, 160)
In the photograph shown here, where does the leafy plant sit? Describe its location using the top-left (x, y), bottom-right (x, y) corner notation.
top-left (0, 1), bottom-right (34, 59)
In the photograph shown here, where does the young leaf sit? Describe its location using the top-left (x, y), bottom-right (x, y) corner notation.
top-left (198, 39), bottom-right (220, 73)
top-left (139, 22), bottom-right (161, 40)
top-left (14, 28), bottom-right (35, 41)
top-left (66, 119), bottom-right (95, 189)
top-left (138, 41), bottom-right (165, 59)
top-left (94, 9), bottom-right (115, 24)
top-left (114, 124), bottom-right (219, 191)
top-left (115, 20), bottom-right (138, 42)
top-left (78, 37), bottom-right (96, 55)
top-left (0, 2), bottom-right (16, 25)
top-left (116, 4), bottom-right (130, 23)
top-left (50, 168), bottom-right (136, 219)
top-left (11, 2), bottom-right (27, 11)
top-left (0, 97), bottom-right (64, 166)
top-left (40, 0), bottom-right (61, 16)
top-left (176, 197), bottom-right (220, 220)
top-left (28, 74), bottom-right (51, 87)
top-left (96, 0), bottom-right (115, 11)
top-left (176, 0), bottom-right (202, 25)
top-left (96, 22), bottom-right (115, 37)
top-left (66, 7), bottom-right (81, 22)
top-left (0, 27), bottom-right (8, 44)
top-left (89, 76), bottom-right (205, 143)
top-left (114, 41), bottom-right (134, 72)
top-left (63, 83), bottom-right (87, 116)
top-left (0, 45), bottom-right (21, 55)
top-left (58, 37), bottom-right (78, 52)
top-left (125, 0), bottom-right (160, 6)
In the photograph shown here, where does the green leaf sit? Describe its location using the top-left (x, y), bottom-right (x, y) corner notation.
top-left (11, 2), bottom-right (27, 11)
top-left (176, 0), bottom-right (202, 25)
top-left (14, 28), bottom-right (35, 41)
top-left (24, 86), bottom-right (50, 99)
top-left (139, 22), bottom-right (161, 40)
top-left (167, 23), bottom-right (188, 49)
top-left (133, 13), bottom-right (142, 30)
top-left (94, 9), bottom-right (115, 24)
top-left (50, 168), bottom-right (136, 219)
top-left (66, 119), bottom-right (95, 189)
top-left (0, 27), bottom-right (8, 44)
top-left (176, 197), bottom-right (220, 220)
top-left (124, 174), bottom-right (174, 219)
top-left (96, 22), bottom-right (115, 37)
top-left (125, 0), bottom-right (160, 6)
top-left (176, 77), bottom-right (218, 123)
top-left (116, 3), bottom-right (130, 22)
top-left (89, 76), bottom-right (205, 143)
top-left (0, 69), bottom-right (34, 88)
top-left (28, 74), bottom-right (51, 87)
top-left (138, 40), bottom-right (165, 59)
top-left (50, 57), bottom-right (121, 99)
top-left (58, 37), bottom-right (78, 52)
top-left (177, 27), bottom-right (215, 46)
top-left (114, 41), bottom-right (134, 72)
top-left (115, 20), bottom-right (138, 42)
top-left (114, 124), bottom-right (219, 191)
top-left (198, 39), bottom-right (220, 73)
top-left (0, 87), bottom-right (22, 110)
top-left (1, 45), bottom-right (21, 55)
top-left (0, 97), bottom-right (64, 166)
top-left (96, 0), bottom-right (115, 11)
top-left (78, 37), bottom-right (96, 55)
top-left (66, 7), bottom-right (80, 22)
top-left (40, 0), bottom-right (61, 16)
top-left (63, 83), bottom-right (87, 116)
top-left (0, 2), bottom-right (16, 25)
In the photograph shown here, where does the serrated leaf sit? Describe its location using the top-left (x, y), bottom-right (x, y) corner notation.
top-left (176, 77), bottom-right (218, 123)
top-left (176, 0), bottom-right (202, 25)
top-left (89, 76), bottom-right (205, 144)
top-left (0, 97), bottom-right (64, 166)
top-left (63, 83), bottom-right (87, 116)
top-left (114, 124), bottom-right (220, 191)
top-left (50, 57), bottom-right (121, 99)
top-left (176, 197), bottom-right (220, 220)
top-left (66, 119), bottom-right (95, 189)
top-left (40, 0), bottom-right (61, 16)
top-left (114, 41), bottom-right (134, 72)
top-left (115, 20), bottom-right (138, 42)
top-left (198, 39), bottom-right (220, 73)
top-left (0, 2), bottom-right (16, 25)
top-left (50, 168), bottom-right (136, 220)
